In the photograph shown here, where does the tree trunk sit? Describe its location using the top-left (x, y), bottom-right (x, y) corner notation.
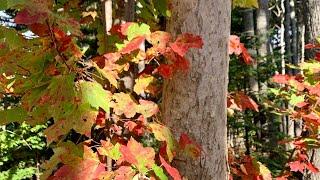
top-left (304, 1), bottom-right (320, 179)
top-left (162, 0), bottom-right (231, 179)
top-left (243, 9), bottom-right (257, 154)
top-left (256, 0), bottom-right (270, 57)
top-left (305, 0), bottom-right (320, 43)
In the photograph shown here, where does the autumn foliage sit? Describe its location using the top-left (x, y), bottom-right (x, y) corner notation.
top-left (0, 1), bottom-right (203, 179)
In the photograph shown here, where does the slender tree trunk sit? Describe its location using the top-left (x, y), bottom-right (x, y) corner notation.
top-left (304, 1), bottom-right (320, 179)
top-left (243, 9), bottom-right (257, 154)
top-left (256, 0), bottom-right (270, 57)
top-left (285, 0), bottom-right (293, 75)
top-left (163, 0), bottom-right (231, 179)
top-left (102, 0), bottom-right (113, 171)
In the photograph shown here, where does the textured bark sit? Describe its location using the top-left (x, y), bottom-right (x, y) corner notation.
top-left (290, 0), bottom-right (299, 67)
top-left (304, 0), bottom-right (320, 60)
top-left (256, 0), bottom-right (270, 57)
top-left (285, 0), bottom-right (293, 75)
top-left (243, 9), bottom-right (257, 154)
top-left (305, 0), bottom-right (320, 43)
top-left (162, 0), bottom-right (230, 179)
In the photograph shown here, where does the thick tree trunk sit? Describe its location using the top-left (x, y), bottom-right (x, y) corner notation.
top-left (162, 0), bottom-right (231, 179)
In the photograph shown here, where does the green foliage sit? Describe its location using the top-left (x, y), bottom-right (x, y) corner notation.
top-left (0, 122), bottom-right (47, 179)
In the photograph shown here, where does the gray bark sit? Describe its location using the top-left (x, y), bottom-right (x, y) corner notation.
top-left (256, 0), bottom-right (271, 57)
top-left (305, 0), bottom-right (320, 44)
top-left (163, 0), bottom-right (231, 179)
top-left (285, 0), bottom-right (293, 75)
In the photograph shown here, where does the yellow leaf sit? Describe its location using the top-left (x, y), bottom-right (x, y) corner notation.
top-left (233, 0), bottom-right (259, 8)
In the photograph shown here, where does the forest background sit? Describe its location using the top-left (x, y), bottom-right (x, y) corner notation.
top-left (1, 0), bottom-right (320, 180)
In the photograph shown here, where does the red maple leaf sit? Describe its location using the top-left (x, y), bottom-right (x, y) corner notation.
top-left (169, 33), bottom-right (203, 57)
top-left (305, 43), bottom-right (316, 49)
top-left (156, 64), bottom-right (174, 79)
top-left (289, 161), bottom-right (305, 173)
top-left (124, 121), bottom-right (138, 132)
top-left (160, 155), bottom-right (181, 180)
top-left (179, 133), bottom-right (201, 159)
top-left (229, 35), bottom-right (242, 55)
top-left (147, 31), bottom-right (172, 54)
top-left (305, 162), bottom-right (319, 173)
top-left (120, 36), bottom-right (145, 54)
top-left (307, 84), bottom-right (320, 96)
top-left (240, 43), bottom-right (253, 65)
top-left (50, 146), bottom-right (106, 180)
top-left (302, 113), bottom-right (320, 126)
top-left (28, 23), bottom-right (49, 36)
top-left (234, 92), bottom-right (259, 112)
top-left (110, 23), bottom-right (133, 39)
top-left (114, 166), bottom-right (136, 180)
top-left (119, 137), bottom-right (155, 173)
top-left (15, 9), bottom-right (46, 25)
top-left (272, 74), bottom-right (290, 84)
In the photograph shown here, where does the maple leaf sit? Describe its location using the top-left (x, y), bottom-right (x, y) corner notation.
top-left (240, 43), bottom-right (254, 65)
top-left (114, 166), bottom-right (136, 180)
top-left (160, 155), bottom-right (181, 180)
top-left (229, 35), bottom-right (242, 55)
top-left (133, 75), bottom-right (157, 95)
top-left (120, 36), bottom-right (145, 54)
top-left (111, 93), bottom-right (138, 118)
top-left (41, 142), bottom-right (83, 179)
top-left (289, 161), bottom-right (305, 173)
top-left (156, 64), bottom-right (174, 79)
top-left (124, 121), bottom-right (138, 132)
top-left (307, 84), bottom-right (320, 96)
top-left (93, 53), bottom-right (124, 88)
top-left (138, 99), bottom-right (159, 118)
top-left (305, 162), bottom-right (319, 173)
top-left (302, 113), bottom-right (320, 126)
top-left (119, 137), bottom-right (155, 173)
top-left (51, 146), bottom-right (106, 180)
top-left (15, 9), bottom-right (47, 25)
top-left (28, 23), bottom-right (49, 36)
top-left (169, 33), bottom-right (203, 57)
top-left (233, 92), bottom-right (259, 112)
top-left (179, 133), bottom-right (201, 159)
top-left (110, 23), bottom-right (133, 39)
top-left (126, 23), bottom-right (151, 41)
top-left (149, 123), bottom-right (176, 162)
top-left (147, 31), bottom-right (172, 54)
top-left (96, 109), bottom-right (106, 127)
top-left (98, 140), bottom-right (121, 160)
top-left (305, 43), bottom-right (316, 49)
top-left (79, 81), bottom-right (112, 113)
top-left (152, 164), bottom-right (168, 180)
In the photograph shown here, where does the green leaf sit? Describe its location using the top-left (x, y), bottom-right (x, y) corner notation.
top-left (127, 23), bottom-right (151, 41)
top-left (0, 107), bottom-right (28, 125)
top-left (233, 0), bottom-right (259, 8)
top-left (289, 94), bottom-right (305, 107)
top-left (79, 81), bottom-right (111, 113)
top-left (152, 164), bottom-right (168, 180)
top-left (153, 0), bottom-right (171, 17)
